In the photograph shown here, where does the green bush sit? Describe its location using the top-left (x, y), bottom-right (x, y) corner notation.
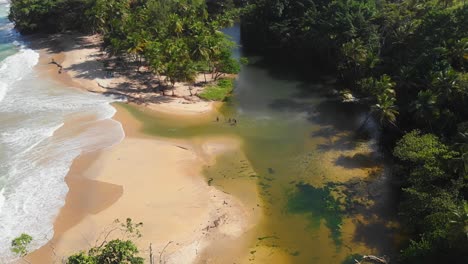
top-left (199, 78), bottom-right (234, 101)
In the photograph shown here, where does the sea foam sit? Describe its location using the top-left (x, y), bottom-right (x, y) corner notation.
top-left (0, 4), bottom-right (124, 262)
top-left (0, 71), bottom-right (124, 262)
top-left (0, 49), bottom-right (39, 102)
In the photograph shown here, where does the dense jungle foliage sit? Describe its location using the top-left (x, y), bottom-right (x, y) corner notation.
top-left (241, 0), bottom-right (468, 263)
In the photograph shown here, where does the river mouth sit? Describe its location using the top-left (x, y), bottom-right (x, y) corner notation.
top-left (119, 51), bottom-right (399, 263)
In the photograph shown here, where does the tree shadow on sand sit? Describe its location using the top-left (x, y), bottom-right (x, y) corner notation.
top-left (97, 86), bottom-right (177, 106)
top-left (25, 33), bottom-right (101, 55)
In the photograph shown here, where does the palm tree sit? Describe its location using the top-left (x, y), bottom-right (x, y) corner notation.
top-left (410, 90), bottom-right (440, 131)
top-left (127, 35), bottom-right (148, 72)
top-left (340, 38), bottom-right (368, 81)
top-left (357, 75), bottom-right (399, 132)
top-left (192, 30), bottom-right (212, 82)
top-left (356, 90), bottom-right (399, 134)
top-left (372, 90), bottom-right (399, 127)
top-left (432, 68), bottom-right (460, 103)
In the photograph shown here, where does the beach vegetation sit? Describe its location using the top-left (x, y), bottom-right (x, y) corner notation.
top-left (67, 239), bottom-right (144, 264)
top-left (10, 219), bottom-right (146, 263)
top-left (11, 233), bottom-right (33, 257)
top-left (9, 218), bottom-right (146, 263)
top-left (199, 78), bottom-right (235, 101)
top-left (66, 218), bottom-right (145, 263)
top-left (67, 252), bottom-right (97, 264)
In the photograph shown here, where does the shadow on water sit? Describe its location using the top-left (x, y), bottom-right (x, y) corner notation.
top-left (335, 153), bottom-right (377, 169)
top-left (287, 183), bottom-right (344, 246)
top-left (310, 100), bottom-right (366, 131)
top-left (284, 157), bottom-right (399, 256)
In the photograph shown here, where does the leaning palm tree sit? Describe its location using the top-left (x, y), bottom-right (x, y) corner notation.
top-left (372, 90), bottom-right (399, 127)
top-left (356, 75), bottom-right (399, 132)
top-left (355, 92), bottom-right (399, 134)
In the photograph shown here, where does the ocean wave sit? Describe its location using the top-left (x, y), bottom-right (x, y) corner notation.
top-left (0, 73), bottom-right (125, 259)
top-left (0, 95), bottom-right (124, 262)
top-left (0, 49), bottom-right (39, 102)
top-left (0, 116), bottom-right (123, 261)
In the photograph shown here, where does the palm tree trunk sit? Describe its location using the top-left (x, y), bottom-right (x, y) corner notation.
top-left (137, 55), bottom-right (142, 73)
top-left (428, 120), bottom-right (434, 133)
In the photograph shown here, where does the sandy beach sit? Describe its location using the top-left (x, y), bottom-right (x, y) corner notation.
top-left (26, 34), bottom-right (262, 263)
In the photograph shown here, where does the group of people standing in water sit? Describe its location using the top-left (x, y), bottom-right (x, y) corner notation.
top-left (216, 116), bottom-right (237, 126)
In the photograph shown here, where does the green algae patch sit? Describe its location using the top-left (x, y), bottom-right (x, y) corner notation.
top-left (116, 102), bottom-right (227, 138)
top-left (287, 182), bottom-right (345, 246)
top-left (199, 78), bottom-right (234, 101)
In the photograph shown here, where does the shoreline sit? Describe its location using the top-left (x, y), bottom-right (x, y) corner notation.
top-left (26, 34), bottom-right (261, 263)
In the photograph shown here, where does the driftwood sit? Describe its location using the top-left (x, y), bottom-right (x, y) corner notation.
top-left (97, 81), bottom-right (109, 89)
top-left (355, 255), bottom-right (389, 264)
top-left (49, 59), bottom-right (64, 73)
top-left (159, 241), bottom-right (173, 264)
top-left (149, 243), bottom-right (154, 264)
top-left (49, 59), bottom-right (62, 68)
